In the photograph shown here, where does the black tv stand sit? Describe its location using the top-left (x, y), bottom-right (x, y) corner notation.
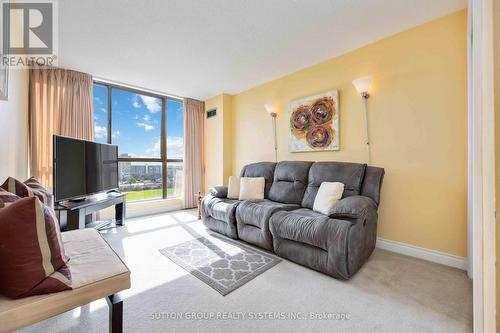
top-left (68, 197), bottom-right (86, 203)
top-left (55, 192), bottom-right (126, 231)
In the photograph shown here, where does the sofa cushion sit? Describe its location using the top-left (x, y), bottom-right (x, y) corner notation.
top-left (329, 195), bottom-right (377, 218)
top-left (201, 195), bottom-right (241, 239)
top-left (237, 200), bottom-right (299, 228)
top-left (62, 229), bottom-right (128, 288)
top-left (313, 182), bottom-right (344, 215)
top-left (270, 208), bottom-right (352, 251)
top-left (227, 176), bottom-right (240, 199)
top-left (268, 161), bottom-right (313, 204)
top-left (239, 177), bottom-right (265, 200)
top-left (1, 177), bottom-right (52, 209)
top-left (209, 186), bottom-right (228, 198)
top-left (360, 166), bottom-right (385, 206)
top-left (1, 177), bottom-right (35, 199)
top-left (236, 199), bottom-right (300, 250)
top-left (202, 196), bottom-right (240, 224)
top-left (0, 197), bottom-right (72, 299)
top-left (240, 162), bottom-right (276, 198)
top-left (0, 188), bottom-right (20, 208)
top-left (269, 208), bottom-right (356, 278)
top-left (24, 177), bottom-right (54, 209)
top-left (302, 162), bottom-right (367, 209)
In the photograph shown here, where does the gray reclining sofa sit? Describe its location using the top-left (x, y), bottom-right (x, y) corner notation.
top-left (201, 161), bottom-right (384, 279)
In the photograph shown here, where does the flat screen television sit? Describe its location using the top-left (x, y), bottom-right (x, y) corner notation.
top-left (53, 135), bottom-right (119, 202)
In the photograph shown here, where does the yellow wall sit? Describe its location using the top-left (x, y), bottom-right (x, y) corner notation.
top-left (494, 1), bottom-right (500, 330)
top-left (222, 95), bottom-right (233, 184)
top-left (0, 69), bottom-right (29, 181)
top-left (204, 94), bottom-right (233, 192)
top-left (206, 10), bottom-right (468, 257)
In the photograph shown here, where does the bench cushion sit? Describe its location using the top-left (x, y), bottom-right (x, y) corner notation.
top-left (0, 229), bottom-right (130, 333)
top-left (64, 229), bottom-right (129, 288)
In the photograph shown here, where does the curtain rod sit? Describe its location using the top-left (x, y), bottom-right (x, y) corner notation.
top-left (93, 77), bottom-right (185, 101)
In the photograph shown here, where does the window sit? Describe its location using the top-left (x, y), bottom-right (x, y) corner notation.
top-left (166, 99), bottom-right (184, 197)
top-left (92, 83), bottom-right (184, 202)
top-left (93, 84), bottom-right (109, 144)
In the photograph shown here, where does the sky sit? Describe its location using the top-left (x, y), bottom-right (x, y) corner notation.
top-left (93, 84), bottom-right (184, 159)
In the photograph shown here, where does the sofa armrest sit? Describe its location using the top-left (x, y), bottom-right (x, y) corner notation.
top-left (208, 186), bottom-right (228, 198)
top-left (329, 196), bottom-right (377, 218)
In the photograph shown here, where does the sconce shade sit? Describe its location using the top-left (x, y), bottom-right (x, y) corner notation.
top-left (264, 103), bottom-right (273, 114)
top-left (264, 103), bottom-right (277, 117)
top-left (352, 76), bottom-right (373, 94)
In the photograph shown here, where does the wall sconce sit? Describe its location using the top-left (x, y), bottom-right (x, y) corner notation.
top-left (352, 76), bottom-right (373, 163)
top-left (264, 103), bottom-right (278, 162)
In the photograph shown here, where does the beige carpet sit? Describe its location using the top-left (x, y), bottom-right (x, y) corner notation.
top-left (17, 209), bottom-right (472, 333)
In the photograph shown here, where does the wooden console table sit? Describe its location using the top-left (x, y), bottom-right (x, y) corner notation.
top-left (55, 192), bottom-right (126, 231)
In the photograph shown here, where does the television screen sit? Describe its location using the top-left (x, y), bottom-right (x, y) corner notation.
top-left (53, 135), bottom-right (119, 202)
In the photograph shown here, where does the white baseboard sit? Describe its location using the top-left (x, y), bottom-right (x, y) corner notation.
top-left (376, 237), bottom-right (468, 271)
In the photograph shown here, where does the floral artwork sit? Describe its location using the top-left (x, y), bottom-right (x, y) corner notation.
top-left (288, 90), bottom-right (339, 152)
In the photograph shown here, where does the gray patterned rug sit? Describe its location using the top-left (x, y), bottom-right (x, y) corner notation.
top-left (159, 235), bottom-right (281, 295)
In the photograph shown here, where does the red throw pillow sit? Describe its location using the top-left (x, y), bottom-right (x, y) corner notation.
top-left (1, 177), bottom-right (52, 209)
top-left (0, 188), bottom-right (20, 208)
top-left (0, 197), bottom-right (72, 299)
top-left (24, 176), bottom-right (54, 209)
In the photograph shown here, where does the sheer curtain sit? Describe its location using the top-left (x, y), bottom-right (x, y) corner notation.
top-left (183, 98), bottom-right (205, 208)
top-left (28, 68), bottom-right (94, 188)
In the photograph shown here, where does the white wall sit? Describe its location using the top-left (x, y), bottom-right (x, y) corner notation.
top-left (0, 69), bottom-right (29, 181)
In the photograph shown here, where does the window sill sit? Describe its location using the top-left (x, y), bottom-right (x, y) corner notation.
top-left (98, 197), bottom-right (183, 220)
top-left (126, 198), bottom-right (183, 218)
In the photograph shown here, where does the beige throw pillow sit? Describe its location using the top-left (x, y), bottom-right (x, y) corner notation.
top-left (313, 182), bottom-right (345, 215)
top-left (227, 176), bottom-right (240, 199)
top-left (239, 177), bottom-right (265, 200)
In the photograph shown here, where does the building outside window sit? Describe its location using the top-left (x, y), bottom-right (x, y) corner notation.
top-left (92, 83), bottom-right (184, 202)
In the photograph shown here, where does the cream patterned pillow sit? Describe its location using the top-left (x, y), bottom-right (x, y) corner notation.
top-left (238, 177), bottom-right (265, 200)
top-left (227, 176), bottom-right (240, 199)
top-left (313, 182), bottom-right (345, 215)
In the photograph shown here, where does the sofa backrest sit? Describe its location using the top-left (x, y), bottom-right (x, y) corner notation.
top-left (301, 162), bottom-right (367, 209)
top-left (239, 162), bottom-right (276, 198)
top-left (268, 161), bottom-right (313, 204)
top-left (360, 166), bottom-right (385, 206)
top-left (239, 160), bottom-right (384, 207)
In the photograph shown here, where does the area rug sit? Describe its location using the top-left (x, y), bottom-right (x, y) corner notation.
top-left (159, 235), bottom-right (281, 295)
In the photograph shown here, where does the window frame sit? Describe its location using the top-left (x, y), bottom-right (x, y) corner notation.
top-left (93, 80), bottom-right (184, 200)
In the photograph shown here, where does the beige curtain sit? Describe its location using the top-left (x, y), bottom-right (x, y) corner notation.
top-left (183, 98), bottom-right (205, 208)
top-left (29, 68), bottom-right (94, 188)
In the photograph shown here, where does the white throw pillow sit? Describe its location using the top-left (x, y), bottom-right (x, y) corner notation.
top-left (313, 182), bottom-right (345, 215)
top-left (239, 177), bottom-right (265, 200)
top-left (227, 176), bottom-right (240, 199)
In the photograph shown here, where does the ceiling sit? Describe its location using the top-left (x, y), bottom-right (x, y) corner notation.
top-left (58, 0), bottom-right (466, 100)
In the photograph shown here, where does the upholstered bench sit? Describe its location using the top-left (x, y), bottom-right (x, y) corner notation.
top-left (0, 229), bottom-right (130, 333)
